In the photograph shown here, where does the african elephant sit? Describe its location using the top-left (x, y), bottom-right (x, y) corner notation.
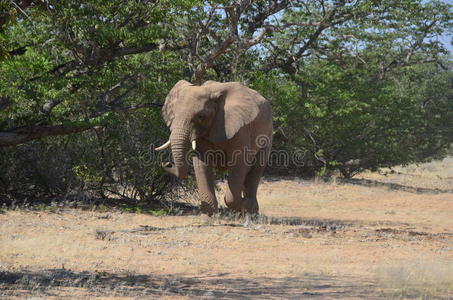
top-left (155, 80), bottom-right (272, 215)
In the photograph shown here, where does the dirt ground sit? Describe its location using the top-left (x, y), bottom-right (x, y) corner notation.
top-left (1, 158), bottom-right (453, 299)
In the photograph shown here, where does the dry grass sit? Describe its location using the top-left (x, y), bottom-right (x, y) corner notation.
top-left (377, 259), bottom-right (453, 299)
top-left (357, 156), bottom-right (453, 191)
top-left (1, 158), bottom-right (453, 299)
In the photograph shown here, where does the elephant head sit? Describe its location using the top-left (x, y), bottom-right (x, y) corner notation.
top-left (155, 80), bottom-right (262, 179)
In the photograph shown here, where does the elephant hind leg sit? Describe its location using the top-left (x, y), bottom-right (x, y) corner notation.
top-left (225, 147), bottom-right (269, 214)
top-left (224, 164), bottom-right (250, 213)
top-left (243, 148), bottom-right (270, 214)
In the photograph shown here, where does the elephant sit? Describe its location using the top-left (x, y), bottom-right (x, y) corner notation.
top-left (155, 80), bottom-right (272, 215)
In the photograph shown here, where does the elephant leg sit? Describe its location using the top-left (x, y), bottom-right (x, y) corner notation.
top-left (224, 162), bottom-right (250, 213)
top-left (243, 149), bottom-right (269, 214)
top-left (193, 156), bottom-right (218, 215)
top-left (243, 166), bottom-right (264, 214)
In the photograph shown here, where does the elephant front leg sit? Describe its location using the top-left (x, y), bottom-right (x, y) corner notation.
top-left (193, 156), bottom-right (218, 216)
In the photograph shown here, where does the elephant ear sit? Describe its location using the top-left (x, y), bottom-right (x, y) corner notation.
top-left (208, 83), bottom-right (262, 143)
top-left (162, 80), bottom-right (193, 127)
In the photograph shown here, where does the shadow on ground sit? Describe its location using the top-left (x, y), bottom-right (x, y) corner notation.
top-left (93, 214), bottom-right (355, 242)
top-left (336, 178), bottom-right (453, 194)
top-left (0, 268), bottom-right (381, 299)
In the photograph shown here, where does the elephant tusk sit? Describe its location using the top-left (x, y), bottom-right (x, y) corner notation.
top-left (155, 140), bottom-right (171, 151)
top-left (192, 140), bottom-right (196, 151)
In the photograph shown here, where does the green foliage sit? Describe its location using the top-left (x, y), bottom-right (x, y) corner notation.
top-left (253, 57), bottom-right (452, 177)
top-left (0, 0), bottom-right (197, 204)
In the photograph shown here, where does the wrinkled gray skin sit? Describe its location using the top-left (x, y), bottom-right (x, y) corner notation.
top-left (157, 80), bottom-right (272, 215)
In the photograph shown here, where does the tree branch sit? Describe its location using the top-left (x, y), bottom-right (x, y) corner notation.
top-left (29, 41), bottom-right (185, 83)
top-left (0, 100), bottom-right (162, 147)
top-left (191, 36), bottom-right (236, 83)
top-left (244, 0), bottom-right (291, 35)
top-left (0, 122), bottom-right (94, 147)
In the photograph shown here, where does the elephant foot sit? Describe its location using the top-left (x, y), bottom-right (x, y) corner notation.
top-left (200, 201), bottom-right (219, 216)
top-left (242, 197), bottom-right (259, 215)
top-left (224, 196), bottom-right (259, 215)
top-left (224, 196), bottom-right (242, 212)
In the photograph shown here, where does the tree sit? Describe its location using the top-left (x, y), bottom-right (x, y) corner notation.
top-left (0, 0), bottom-right (197, 146)
top-left (0, 0), bottom-right (198, 202)
top-left (0, 0), bottom-right (451, 205)
top-left (253, 56), bottom-right (452, 177)
top-left (1, 1), bottom-right (450, 147)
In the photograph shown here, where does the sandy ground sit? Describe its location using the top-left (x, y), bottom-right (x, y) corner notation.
top-left (1, 158), bottom-right (452, 299)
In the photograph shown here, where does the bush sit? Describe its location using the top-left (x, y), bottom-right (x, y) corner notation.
top-left (0, 109), bottom-right (182, 206)
top-left (253, 59), bottom-right (453, 178)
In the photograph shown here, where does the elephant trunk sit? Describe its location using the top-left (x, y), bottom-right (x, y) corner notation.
top-left (165, 125), bottom-right (190, 179)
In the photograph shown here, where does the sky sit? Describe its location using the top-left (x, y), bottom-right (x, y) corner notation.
top-left (440, 36), bottom-right (452, 54)
top-left (434, 0), bottom-right (452, 53)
